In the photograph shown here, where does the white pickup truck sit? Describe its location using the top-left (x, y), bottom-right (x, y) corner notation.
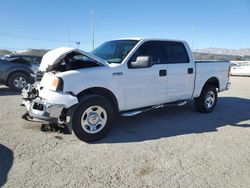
top-left (22, 38), bottom-right (231, 142)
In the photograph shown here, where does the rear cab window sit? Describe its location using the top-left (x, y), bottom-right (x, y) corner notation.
top-left (160, 41), bottom-right (190, 63)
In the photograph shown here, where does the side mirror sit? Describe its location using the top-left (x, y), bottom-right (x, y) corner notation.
top-left (130, 56), bottom-right (152, 68)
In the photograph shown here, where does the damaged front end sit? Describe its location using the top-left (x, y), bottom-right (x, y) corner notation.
top-left (22, 84), bottom-right (63, 123)
top-left (21, 47), bottom-right (108, 131)
top-left (21, 83), bottom-right (78, 132)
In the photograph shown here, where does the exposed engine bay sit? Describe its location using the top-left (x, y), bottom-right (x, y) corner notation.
top-left (35, 49), bottom-right (104, 81)
top-left (38, 47), bottom-right (107, 73)
top-left (51, 51), bottom-right (101, 72)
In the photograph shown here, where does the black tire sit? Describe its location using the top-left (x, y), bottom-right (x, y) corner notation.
top-left (194, 85), bottom-right (218, 113)
top-left (72, 95), bottom-right (115, 142)
top-left (8, 72), bottom-right (29, 91)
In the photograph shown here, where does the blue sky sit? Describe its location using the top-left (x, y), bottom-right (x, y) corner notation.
top-left (1, 0), bottom-right (249, 51)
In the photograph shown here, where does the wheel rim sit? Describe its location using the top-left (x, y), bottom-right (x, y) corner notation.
top-left (81, 105), bottom-right (107, 134)
top-left (14, 77), bottom-right (27, 89)
top-left (205, 91), bottom-right (215, 109)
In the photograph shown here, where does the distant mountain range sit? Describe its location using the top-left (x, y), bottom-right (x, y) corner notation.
top-left (1, 48), bottom-right (250, 61)
top-left (195, 48), bottom-right (250, 56)
top-left (0, 49), bottom-right (48, 57)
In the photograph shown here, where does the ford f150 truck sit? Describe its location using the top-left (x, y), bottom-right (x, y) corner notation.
top-left (21, 38), bottom-right (231, 142)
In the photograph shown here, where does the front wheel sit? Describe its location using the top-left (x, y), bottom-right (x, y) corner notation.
top-left (72, 95), bottom-right (115, 142)
top-left (8, 72), bottom-right (29, 91)
top-left (194, 85), bottom-right (218, 113)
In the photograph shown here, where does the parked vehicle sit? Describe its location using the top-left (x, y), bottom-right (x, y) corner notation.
top-left (0, 55), bottom-right (42, 90)
top-left (230, 62), bottom-right (250, 76)
top-left (21, 38), bottom-right (231, 142)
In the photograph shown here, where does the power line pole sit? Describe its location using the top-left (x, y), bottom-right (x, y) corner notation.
top-left (67, 26), bottom-right (71, 47)
top-left (76, 41), bottom-right (80, 49)
top-left (91, 11), bottom-right (95, 50)
top-left (191, 27), bottom-right (195, 51)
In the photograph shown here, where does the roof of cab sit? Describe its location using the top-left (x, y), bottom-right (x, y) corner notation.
top-left (111, 37), bottom-right (186, 43)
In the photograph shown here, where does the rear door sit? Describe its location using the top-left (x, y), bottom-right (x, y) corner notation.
top-left (161, 41), bottom-right (195, 102)
top-left (124, 41), bottom-right (168, 110)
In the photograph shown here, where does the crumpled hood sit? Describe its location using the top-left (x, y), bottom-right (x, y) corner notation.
top-left (38, 47), bottom-right (109, 72)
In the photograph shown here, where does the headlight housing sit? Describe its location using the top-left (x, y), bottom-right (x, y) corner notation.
top-left (40, 73), bottom-right (64, 91)
top-left (51, 77), bottom-right (64, 91)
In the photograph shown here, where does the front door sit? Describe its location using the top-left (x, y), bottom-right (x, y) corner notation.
top-left (124, 41), bottom-right (168, 110)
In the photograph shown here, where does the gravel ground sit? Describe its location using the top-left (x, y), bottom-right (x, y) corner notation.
top-left (0, 77), bottom-right (250, 188)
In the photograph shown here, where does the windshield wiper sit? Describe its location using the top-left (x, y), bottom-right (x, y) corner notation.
top-left (106, 58), bottom-right (121, 64)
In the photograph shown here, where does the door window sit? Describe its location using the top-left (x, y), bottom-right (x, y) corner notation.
top-left (129, 41), bottom-right (163, 67)
top-left (31, 57), bottom-right (42, 64)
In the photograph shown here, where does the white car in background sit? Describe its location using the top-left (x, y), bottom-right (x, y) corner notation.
top-left (230, 62), bottom-right (250, 76)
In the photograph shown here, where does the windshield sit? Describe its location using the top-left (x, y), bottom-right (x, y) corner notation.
top-left (92, 40), bottom-right (138, 64)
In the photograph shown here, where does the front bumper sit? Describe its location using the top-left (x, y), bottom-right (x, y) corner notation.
top-left (22, 84), bottom-right (78, 123)
top-left (23, 98), bottom-right (65, 123)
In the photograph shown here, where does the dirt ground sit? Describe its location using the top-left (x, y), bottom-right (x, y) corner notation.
top-left (0, 76), bottom-right (250, 188)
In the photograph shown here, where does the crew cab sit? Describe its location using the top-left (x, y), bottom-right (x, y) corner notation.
top-left (21, 38), bottom-right (231, 142)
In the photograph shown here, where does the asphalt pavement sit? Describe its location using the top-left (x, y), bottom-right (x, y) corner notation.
top-left (0, 76), bottom-right (249, 188)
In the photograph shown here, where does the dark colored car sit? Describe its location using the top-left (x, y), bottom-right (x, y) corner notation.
top-left (0, 54), bottom-right (42, 90)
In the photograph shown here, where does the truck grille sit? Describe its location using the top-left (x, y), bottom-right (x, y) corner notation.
top-left (33, 102), bottom-right (44, 111)
top-left (35, 71), bottom-right (44, 82)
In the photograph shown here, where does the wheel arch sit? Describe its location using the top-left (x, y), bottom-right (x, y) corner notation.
top-left (196, 77), bottom-right (220, 98)
top-left (203, 77), bottom-right (220, 90)
top-left (76, 87), bottom-right (119, 113)
top-left (7, 70), bottom-right (30, 84)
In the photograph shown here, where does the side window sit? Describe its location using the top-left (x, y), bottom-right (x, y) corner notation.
top-left (162, 42), bottom-right (189, 63)
top-left (129, 41), bottom-right (163, 65)
top-left (11, 57), bottom-right (29, 64)
top-left (23, 57), bottom-right (32, 64)
top-left (32, 57), bottom-right (41, 64)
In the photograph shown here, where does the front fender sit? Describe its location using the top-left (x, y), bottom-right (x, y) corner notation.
top-left (5, 65), bottom-right (32, 80)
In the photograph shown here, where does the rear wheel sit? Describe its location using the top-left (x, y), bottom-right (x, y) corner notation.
top-left (72, 95), bottom-right (115, 142)
top-left (194, 85), bottom-right (217, 113)
top-left (8, 72), bottom-right (29, 91)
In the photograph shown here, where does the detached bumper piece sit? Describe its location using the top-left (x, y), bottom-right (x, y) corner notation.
top-left (23, 98), bottom-right (65, 123)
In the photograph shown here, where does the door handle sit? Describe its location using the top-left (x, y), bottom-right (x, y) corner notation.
top-left (159, 69), bottom-right (167, 77)
top-left (188, 68), bottom-right (193, 74)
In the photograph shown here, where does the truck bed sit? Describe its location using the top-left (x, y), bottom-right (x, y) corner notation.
top-left (192, 60), bottom-right (230, 98)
